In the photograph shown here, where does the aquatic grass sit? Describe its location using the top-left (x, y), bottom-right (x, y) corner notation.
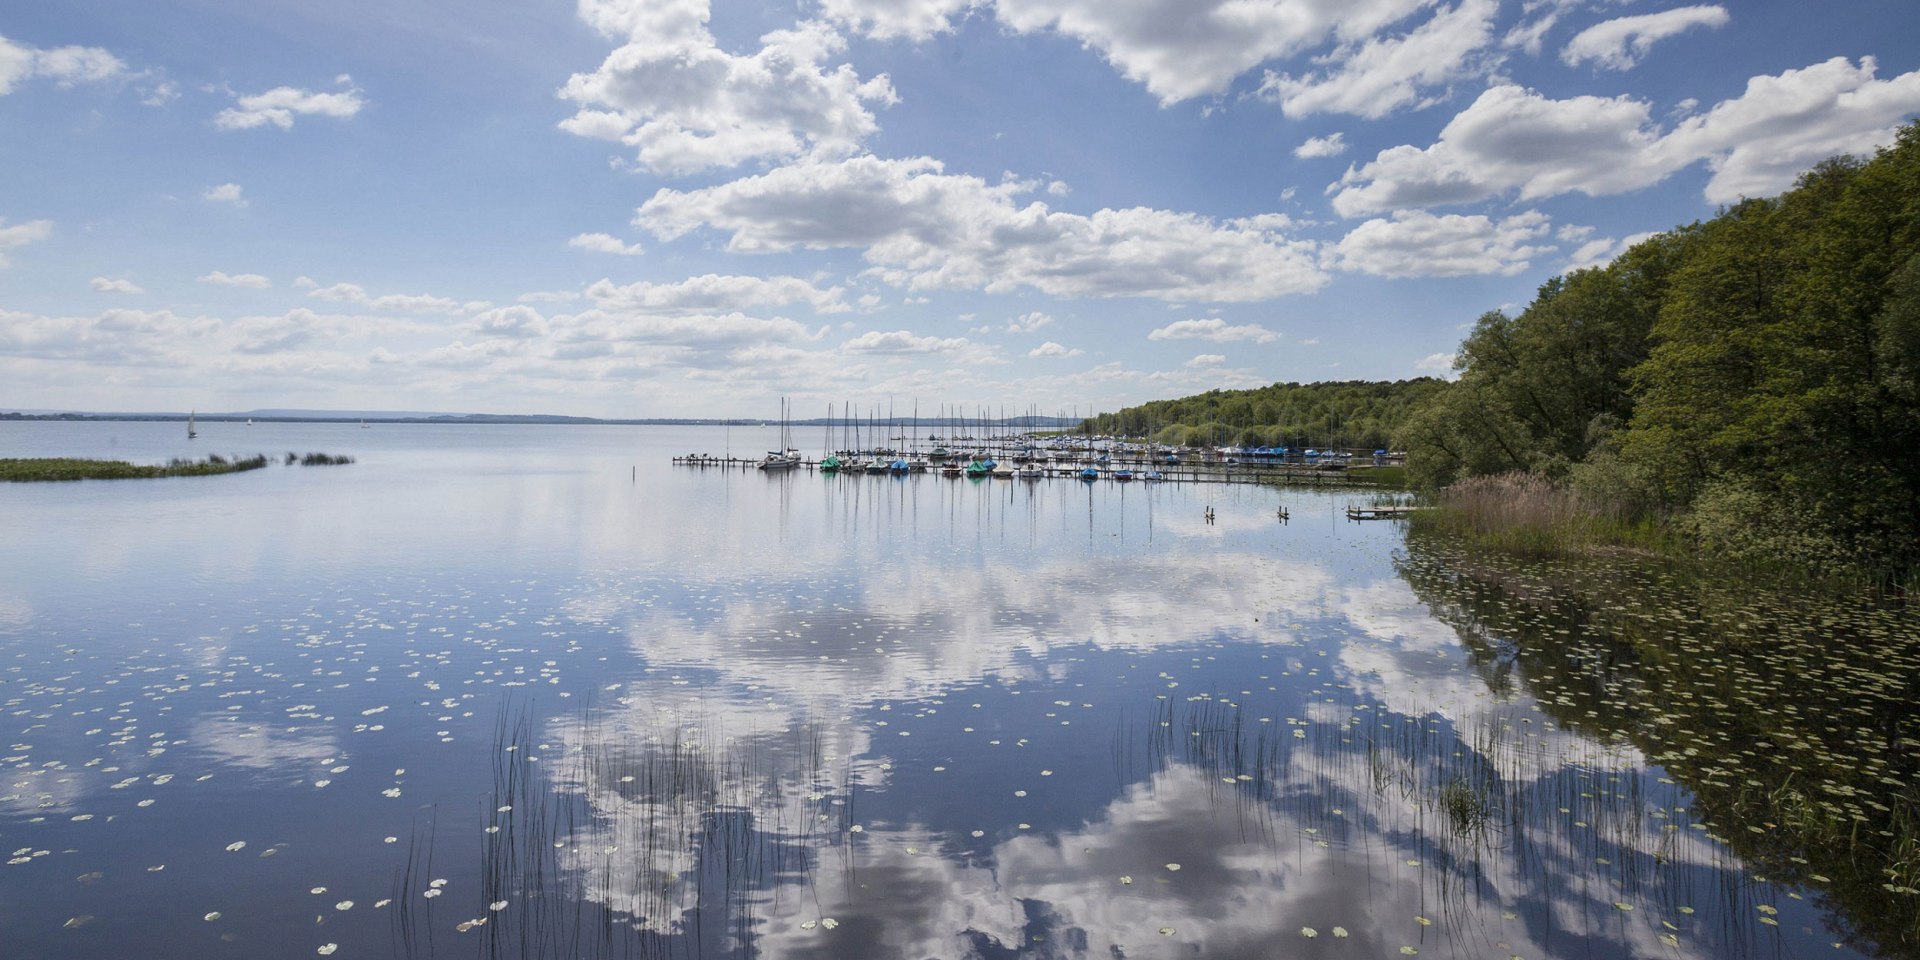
top-left (1, 453), bottom-right (354, 481)
top-left (390, 700), bottom-right (847, 960)
top-left (1397, 532), bottom-right (1920, 954)
top-left (0, 455), bottom-right (270, 481)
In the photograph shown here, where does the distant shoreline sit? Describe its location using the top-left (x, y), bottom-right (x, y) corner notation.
top-left (0, 413), bottom-right (1084, 428)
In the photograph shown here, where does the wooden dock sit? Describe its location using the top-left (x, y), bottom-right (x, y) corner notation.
top-left (671, 455), bottom-right (1381, 486)
top-left (1345, 504), bottom-right (1420, 520)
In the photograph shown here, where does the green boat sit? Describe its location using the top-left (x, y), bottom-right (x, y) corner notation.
top-left (819, 455), bottom-right (842, 472)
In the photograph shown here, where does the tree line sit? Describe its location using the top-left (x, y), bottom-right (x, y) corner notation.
top-left (1086, 378), bottom-right (1447, 450)
top-left (1401, 121), bottom-right (1920, 584)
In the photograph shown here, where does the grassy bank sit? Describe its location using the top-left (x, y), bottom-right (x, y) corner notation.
top-left (0, 452), bottom-right (354, 482)
top-left (1406, 473), bottom-right (1672, 558)
top-left (1409, 472), bottom-right (1912, 595)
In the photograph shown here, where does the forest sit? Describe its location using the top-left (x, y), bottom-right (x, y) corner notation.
top-left (1085, 378), bottom-right (1446, 450)
top-left (1401, 121), bottom-right (1919, 587)
top-left (1097, 121), bottom-right (1920, 587)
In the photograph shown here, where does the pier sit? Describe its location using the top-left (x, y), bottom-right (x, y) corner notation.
top-left (1345, 504), bottom-right (1420, 520)
top-left (672, 454), bottom-right (1387, 486)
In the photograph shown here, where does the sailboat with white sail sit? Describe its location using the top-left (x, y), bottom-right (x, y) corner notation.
top-left (758, 397), bottom-right (802, 470)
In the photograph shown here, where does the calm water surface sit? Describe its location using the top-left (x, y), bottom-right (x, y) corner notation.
top-left (0, 421), bottom-right (1905, 959)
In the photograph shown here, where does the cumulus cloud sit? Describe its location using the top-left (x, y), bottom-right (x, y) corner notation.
top-left (1332, 57), bottom-right (1920, 215)
top-left (1146, 318), bottom-right (1279, 344)
top-left (986, 0), bottom-right (1433, 105)
top-left (568, 232), bottom-right (645, 256)
top-left (0, 217), bottom-right (53, 267)
top-left (1256, 0), bottom-right (1499, 119)
top-left (572, 310), bottom-right (827, 349)
top-left (0, 34), bottom-right (128, 95)
top-left (819, 0), bottom-right (974, 40)
top-left (1027, 340), bottom-right (1083, 358)
top-left (1293, 132), bottom-right (1348, 158)
top-left (584, 274), bottom-right (845, 314)
top-left (1415, 351), bottom-right (1457, 371)
top-left (636, 155), bottom-right (1325, 302)
top-left (1561, 5), bottom-right (1729, 71)
top-left (841, 329), bottom-right (972, 354)
top-left (1564, 230), bottom-right (1661, 270)
top-left (471, 305), bottom-right (549, 340)
top-left (90, 276), bottom-right (144, 294)
top-left (198, 270), bottom-right (272, 288)
top-left (1185, 353), bottom-right (1226, 366)
top-left (307, 281), bottom-right (470, 315)
top-left (202, 183), bottom-right (247, 206)
top-left (215, 77), bottom-right (365, 130)
top-left (559, 3), bottom-right (896, 175)
top-left (1005, 310), bottom-right (1054, 333)
top-left (1331, 209), bottom-right (1556, 277)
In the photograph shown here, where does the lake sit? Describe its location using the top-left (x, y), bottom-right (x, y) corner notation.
top-left (2, 421), bottom-right (1914, 959)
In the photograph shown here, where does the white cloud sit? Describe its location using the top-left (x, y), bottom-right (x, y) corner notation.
top-left (819, 0), bottom-right (974, 41)
top-left (1564, 230), bottom-right (1661, 270)
top-left (1146, 318), bottom-right (1279, 343)
top-left (841, 329), bottom-right (972, 354)
top-left (90, 277), bottom-right (144, 294)
top-left (307, 282), bottom-right (469, 315)
top-left (568, 232), bottom-right (645, 256)
top-left (559, 5), bottom-right (896, 175)
top-left (0, 217), bottom-right (53, 267)
top-left (198, 270), bottom-right (272, 288)
top-left (0, 34), bottom-right (128, 96)
top-left (1185, 353), bottom-right (1227, 366)
top-left (215, 78), bottom-right (365, 130)
top-left (1293, 132), bottom-right (1347, 158)
top-left (1332, 57), bottom-right (1920, 215)
top-left (636, 155), bottom-right (1325, 302)
top-left (471, 305), bottom-right (548, 340)
top-left (138, 79), bottom-right (179, 106)
top-left (1561, 5), bottom-right (1729, 71)
top-left (202, 183), bottom-right (247, 206)
top-left (987, 0), bottom-right (1434, 105)
top-left (584, 274), bottom-right (845, 314)
top-left (1028, 340), bottom-right (1083, 358)
top-left (1256, 0), bottom-right (1499, 119)
top-left (1415, 351), bottom-right (1457, 371)
top-left (552, 309), bottom-right (823, 350)
top-left (1331, 209), bottom-right (1556, 277)
top-left (1005, 310), bottom-right (1053, 333)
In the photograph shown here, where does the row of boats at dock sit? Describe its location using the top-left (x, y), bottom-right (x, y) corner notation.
top-left (752, 438), bottom-right (1385, 481)
top-left (760, 444), bottom-right (1164, 481)
top-left (744, 399), bottom-right (1395, 481)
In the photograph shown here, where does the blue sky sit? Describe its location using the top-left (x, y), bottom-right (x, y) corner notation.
top-left (4, 0), bottom-right (1918, 417)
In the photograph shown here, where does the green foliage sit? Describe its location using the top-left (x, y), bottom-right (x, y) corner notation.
top-left (1089, 379), bottom-right (1447, 450)
top-left (1411, 121), bottom-right (1920, 587)
top-left (1400, 229), bottom-right (1696, 489)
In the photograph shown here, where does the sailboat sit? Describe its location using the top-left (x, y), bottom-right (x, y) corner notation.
top-left (818, 403), bottom-right (842, 473)
top-left (758, 397), bottom-right (802, 470)
top-left (187, 410), bottom-right (198, 440)
top-left (246, 418), bottom-right (254, 427)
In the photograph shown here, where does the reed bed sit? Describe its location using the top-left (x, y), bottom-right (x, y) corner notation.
top-left (1, 453), bottom-right (353, 481)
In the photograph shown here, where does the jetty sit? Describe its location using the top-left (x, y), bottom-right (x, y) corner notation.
top-left (1345, 504), bottom-right (1420, 520)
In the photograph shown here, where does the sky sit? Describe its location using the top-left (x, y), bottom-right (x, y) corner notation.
top-left (3, 0), bottom-right (1919, 418)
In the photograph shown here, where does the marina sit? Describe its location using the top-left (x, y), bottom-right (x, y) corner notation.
top-left (1, 420), bottom-right (1909, 960)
